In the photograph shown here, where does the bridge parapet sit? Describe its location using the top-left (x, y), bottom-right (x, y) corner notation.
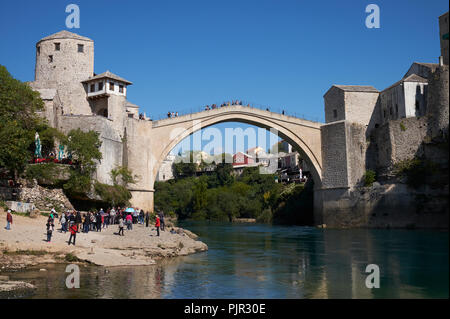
top-left (151, 105), bottom-right (322, 129)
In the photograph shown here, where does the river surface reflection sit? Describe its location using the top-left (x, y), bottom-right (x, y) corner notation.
top-left (5, 222), bottom-right (449, 299)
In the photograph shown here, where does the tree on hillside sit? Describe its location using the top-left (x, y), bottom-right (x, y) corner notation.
top-left (0, 65), bottom-right (59, 177)
top-left (63, 129), bottom-right (102, 195)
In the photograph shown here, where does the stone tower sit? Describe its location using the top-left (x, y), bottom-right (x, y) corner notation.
top-left (34, 30), bottom-right (94, 115)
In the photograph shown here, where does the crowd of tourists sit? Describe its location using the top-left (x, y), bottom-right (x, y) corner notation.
top-left (167, 111), bottom-right (179, 118)
top-left (163, 100), bottom-right (283, 119)
top-left (204, 100), bottom-right (250, 111)
top-left (42, 207), bottom-right (166, 245)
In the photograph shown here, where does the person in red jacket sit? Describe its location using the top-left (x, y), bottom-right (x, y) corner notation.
top-left (155, 215), bottom-right (160, 237)
top-left (68, 222), bottom-right (77, 245)
top-left (6, 210), bottom-right (13, 230)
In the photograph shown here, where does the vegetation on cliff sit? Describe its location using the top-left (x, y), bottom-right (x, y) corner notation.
top-left (155, 163), bottom-right (314, 225)
top-left (0, 65), bottom-right (60, 177)
top-left (93, 166), bottom-right (137, 207)
top-left (0, 65), bottom-right (135, 209)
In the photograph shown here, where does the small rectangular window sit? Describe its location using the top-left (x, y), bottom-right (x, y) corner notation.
top-left (90, 84), bottom-right (95, 92)
top-left (48, 55), bottom-right (53, 63)
top-left (78, 44), bottom-right (84, 53)
top-left (55, 43), bottom-right (60, 51)
top-left (119, 85), bottom-right (124, 93)
top-left (98, 82), bottom-right (103, 91)
top-left (37, 46), bottom-right (40, 55)
top-left (109, 82), bottom-right (114, 91)
top-left (333, 109), bottom-right (337, 118)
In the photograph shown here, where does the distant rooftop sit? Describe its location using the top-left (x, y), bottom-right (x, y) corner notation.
top-left (82, 71), bottom-right (132, 85)
top-left (126, 101), bottom-right (139, 108)
top-left (412, 62), bottom-right (439, 72)
top-left (37, 30), bottom-right (93, 44)
top-left (333, 85), bottom-right (379, 93)
top-left (324, 85), bottom-right (379, 97)
top-left (413, 62), bottom-right (439, 68)
top-left (382, 74), bottom-right (428, 92)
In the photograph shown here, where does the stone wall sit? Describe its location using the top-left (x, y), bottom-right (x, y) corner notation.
top-left (324, 87), bottom-right (345, 123)
top-left (344, 91), bottom-right (380, 131)
top-left (319, 90), bottom-right (449, 228)
top-left (57, 115), bottom-right (124, 185)
top-left (346, 122), bottom-right (367, 187)
top-left (320, 121), bottom-right (348, 188)
top-left (320, 121), bottom-right (367, 189)
top-left (427, 65), bottom-right (449, 140)
top-left (16, 182), bottom-right (74, 212)
top-left (319, 183), bottom-right (448, 229)
top-left (371, 116), bottom-right (428, 177)
top-left (34, 37), bottom-right (94, 116)
top-left (439, 12), bottom-right (449, 66)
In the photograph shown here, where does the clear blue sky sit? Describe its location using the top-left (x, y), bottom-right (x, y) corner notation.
top-left (1, 0), bottom-right (448, 120)
top-left (0, 0), bottom-right (448, 153)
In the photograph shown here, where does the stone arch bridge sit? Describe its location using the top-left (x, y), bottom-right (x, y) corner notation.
top-left (124, 105), bottom-right (323, 212)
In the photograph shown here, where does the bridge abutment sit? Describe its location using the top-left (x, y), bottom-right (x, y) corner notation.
top-left (129, 189), bottom-right (154, 212)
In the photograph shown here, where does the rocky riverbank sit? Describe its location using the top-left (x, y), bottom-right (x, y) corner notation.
top-left (0, 210), bottom-right (208, 270)
top-left (0, 274), bottom-right (36, 298)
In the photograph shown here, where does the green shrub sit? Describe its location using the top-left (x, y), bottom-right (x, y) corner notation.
top-left (110, 166), bottom-right (138, 186)
top-left (94, 182), bottom-right (132, 207)
top-left (363, 170), bottom-right (376, 187)
top-left (256, 208), bottom-right (273, 223)
top-left (394, 158), bottom-right (438, 188)
top-left (24, 163), bottom-right (58, 184)
top-left (0, 201), bottom-right (8, 210)
top-left (400, 122), bottom-right (406, 131)
top-left (65, 253), bottom-right (81, 262)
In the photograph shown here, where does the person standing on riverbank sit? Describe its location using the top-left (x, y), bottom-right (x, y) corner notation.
top-left (110, 207), bottom-right (116, 225)
top-left (139, 209), bottom-right (145, 225)
top-left (46, 217), bottom-right (53, 242)
top-left (83, 213), bottom-right (90, 233)
top-left (126, 213), bottom-right (133, 230)
top-left (5, 210), bottom-right (12, 230)
top-left (158, 211), bottom-right (165, 231)
top-left (68, 222), bottom-right (77, 245)
top-left (118, 217), bottom-right (124, 236)
top-left (60, 213), bottom-right (67, 233)
top-left (96, 211), bottom-right (102, 232)
top-left (75, 211), bottom-right (82, 233)
top-left (155, 215), bottom-right (160, 236)
top-left (145, 211), bottom-right (149, 227)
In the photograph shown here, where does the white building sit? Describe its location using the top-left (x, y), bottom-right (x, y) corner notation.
top-left (379, 73), bottom-right (429, 124)
top-left (156, 154), bottom-right (176, 182)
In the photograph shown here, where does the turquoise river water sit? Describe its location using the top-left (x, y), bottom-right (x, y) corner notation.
top-left (4, 221), bottom-right (449, 299)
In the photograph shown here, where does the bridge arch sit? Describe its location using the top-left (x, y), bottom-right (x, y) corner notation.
top-left (127, 106), bottom-right (323, 212)
top-left (153, 111), bottom-right (322, 186)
